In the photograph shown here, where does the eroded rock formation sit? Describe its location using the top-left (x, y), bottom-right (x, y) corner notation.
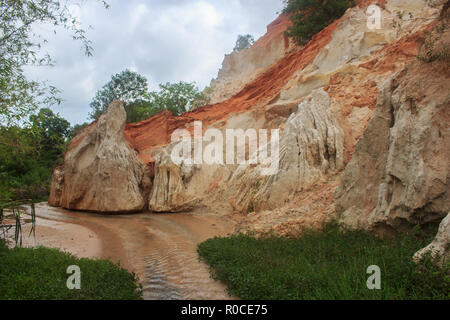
top-left (226, 89), bottom-right (344, 213)
top-left (59, 101), bottom-right (150, 213)
top-left (49, 0), bottom-right (448, 244)
top-left (336, 59), bottom-right (450, 234)
top-left (207, 14), bottom-right (293, 104)
top-left (149, 146), bottom-right (199, 212)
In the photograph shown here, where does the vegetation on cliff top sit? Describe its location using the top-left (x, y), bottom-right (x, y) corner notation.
top-left (198, 222), bottom-right (449, 300)
top-left (283, 0), bottom-right (355, 45)
top-left (0, 240), bottom-right (142, 300)
top-left (233, 34), bottom-right (255, 52)
top-left (89, 69), bottom-right (210, 122)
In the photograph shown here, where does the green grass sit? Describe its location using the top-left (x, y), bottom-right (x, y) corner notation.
top-left (0, 241), bottom-right (142, 300)
top-left (198, 223), bottom-right (449, 300)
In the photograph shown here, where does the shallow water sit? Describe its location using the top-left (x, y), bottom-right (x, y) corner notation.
top-left (31, 204), bottom-right (237, 300)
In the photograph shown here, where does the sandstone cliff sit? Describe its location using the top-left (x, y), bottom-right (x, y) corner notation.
top-left (50, 0), bottom-right (449, 256)
top-left (336, 57), bottom-right (450, 235)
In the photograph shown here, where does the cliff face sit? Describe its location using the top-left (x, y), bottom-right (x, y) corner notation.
top-left (207, 14), bottom-right (293, 105)
top-left (53, 101), bottom-right (150, 213)
top-left (337, 57), bottom-right (450, 230)
top-left (50, 0), bottom-right (449, 258)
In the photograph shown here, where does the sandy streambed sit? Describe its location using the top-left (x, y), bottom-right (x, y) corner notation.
top-left (18, 203), bottom-right (237, 300)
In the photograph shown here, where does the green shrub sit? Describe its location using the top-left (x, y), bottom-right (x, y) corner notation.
top-left (283, 0), bottom-right (355, 46)
top-left (0, 108), bottom-right (70, 202)
top-left (0, 243), bottom-right (142, 300)
top-left (198, 222), bottom-right (449, 300)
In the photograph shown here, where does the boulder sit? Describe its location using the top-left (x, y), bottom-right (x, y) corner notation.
top-left (58, 101), bottom-right (149, 213)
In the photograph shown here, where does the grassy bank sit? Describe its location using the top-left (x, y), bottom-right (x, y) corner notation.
top-left (198, 223), bottom-right (449, 300)
top-left (0, 241), bottom-right (142, 300)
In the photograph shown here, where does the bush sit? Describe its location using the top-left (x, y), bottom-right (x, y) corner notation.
top-left (283, 0), bottom-right (355, 45)
top-left (198, 222), bottom-right (449, 300)
top-left (233, 34), bottom-right (255, 52)
top-left (0, 108), bottom-right (70, 201)
top-left (0, 243), bottom-right (142, 300)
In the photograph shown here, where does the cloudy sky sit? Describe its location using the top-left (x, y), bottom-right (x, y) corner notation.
top-left (25, 0), bottom-right (284, 125)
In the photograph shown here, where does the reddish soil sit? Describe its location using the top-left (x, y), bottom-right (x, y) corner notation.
top-left (124, 17), bottom-right (340, 165)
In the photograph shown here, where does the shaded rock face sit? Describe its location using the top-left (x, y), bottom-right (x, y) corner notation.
top-left (59, 101), bottom-right (149, 213)
top-left (336, 60), bottom-right (450, 234)
top-left (48, 166), bottom-right (64, 207)
top-left (149, 147), bottom-right (198, 212)
top-left (256, 89), bottom-right (344, 210)
top-left (414, 213), bottom-right (450, 266)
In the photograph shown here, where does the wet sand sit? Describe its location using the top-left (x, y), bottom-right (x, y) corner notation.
top-left (19, 203), bottom-right (237, 300)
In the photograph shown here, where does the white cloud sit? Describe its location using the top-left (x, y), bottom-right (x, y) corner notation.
top-left (24, 0), bottom-right (284, 125)
top-left (128, 3), bottom-right (149, 34)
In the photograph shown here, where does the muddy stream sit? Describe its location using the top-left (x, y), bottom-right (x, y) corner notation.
top-left (20, 203), bottom-right (237, 300)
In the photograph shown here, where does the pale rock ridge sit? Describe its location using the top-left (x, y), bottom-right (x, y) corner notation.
top-left (60, 101), bottom-right (149, 213)
top-left (336, 60), bottom-right (450, 233)
top-left (149, 147), bottom-right (199, 212)
top-left (414, 212), bottom-right (450, 266)
top-left (229, 89), bottom-right (344, 212)
top-left (207, 15), bottom-right (292, 104)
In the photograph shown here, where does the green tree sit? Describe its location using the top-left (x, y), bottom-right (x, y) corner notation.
top-left (90, 73), bottom-right (210, 122)
top-left (124, 99), bottom-right (161, 124)
top-left (150, 81), bottom-right (209, 116)
top-left (29, 108), bottom-right (71, 164)
top-left (233, 34), bottom-right (255, 51)
top-left (68, 122), bottom-right (89, 139)
top-left (0, 0), bottom-right (108, 126)
top-left (0, 109), bottom-right (71, 201)
top-left (283, 0), bottom-right (355, 46)
top-left (89, 69), bottom-right (149, 120)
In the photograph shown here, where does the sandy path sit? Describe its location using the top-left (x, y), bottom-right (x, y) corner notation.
top-left (19, 203), bottom-right (237, 300)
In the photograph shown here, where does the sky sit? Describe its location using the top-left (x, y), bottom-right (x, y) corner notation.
top-left (25, 0), bottom-right (285, 125)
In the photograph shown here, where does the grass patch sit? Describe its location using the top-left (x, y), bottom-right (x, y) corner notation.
top-left (0, 241), bottom-right (142, 300)
top-left (198, 222), bottom-right (449, 300)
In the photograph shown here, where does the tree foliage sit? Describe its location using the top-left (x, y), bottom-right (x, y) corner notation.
top-left (68, 122), bottom-right (89, 139)
top-left (89, 69), bottom-right (149, 120)
top-left (149, 81), bottom-right (209, 117)
top-left (124, 99), bottom-right (161, 124)
top-left (233, 34), bottom-right (255, 51)
top-left (90, 70), bottom-right (210, 122)
top-left (0, 109), bottom-right (71, 201)
top-left (0, 0), bottom-right (108, 126)
top-left (283, 0), bottom-right (355, 46)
